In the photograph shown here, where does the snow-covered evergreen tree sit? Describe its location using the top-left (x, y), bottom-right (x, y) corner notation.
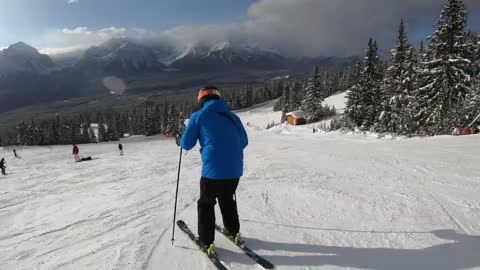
top-left (47, 116), bottom-right (60, 145)
top-left (81, 123), bottom-right (91, 143)
top-left (376, 21), bottom-right (418, 135)
top-left (143, 104), bottom-right (154, 136)
top-left (301, 65), bottom-right (325, 122)
top-left (345, 64), bottom-right (363, 126)
top-left (89, 127), bottom-right (97, 143)
top-left (281, 85), bottom-right (291, 122)
top-left (416, 0), bottom-right (475, 134)
top-left (107, 123), bottom-right (119, 141)
top-left (289, 81), bottom-right (302, 112)
top-left (462, 32), bottom-right (480, 127)
top-left (464, 86), bottom-right (480, 127)
top-left (16, 121), bottom-right (27, 145)
top-left (346, 39), bottom-right (383, 129)
top-left (361, 39), bottom-right (383, 129)
top-left (165, 104), bottom-right (179, 135)
top-left (98, 121), bottom-right (108, 142)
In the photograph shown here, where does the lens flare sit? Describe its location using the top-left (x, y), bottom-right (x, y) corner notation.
top-left (103, 76), bottom-right (127, 95)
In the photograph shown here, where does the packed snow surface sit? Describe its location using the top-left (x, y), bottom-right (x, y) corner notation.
top-left (1, 100), bottom-right (480, 270)
top-left (323, 91), bottom-right (348, 113)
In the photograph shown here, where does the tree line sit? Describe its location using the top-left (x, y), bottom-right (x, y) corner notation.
top-left (2, 83), bottom-right (284, 146)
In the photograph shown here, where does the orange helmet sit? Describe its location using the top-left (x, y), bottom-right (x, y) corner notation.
top-left (197, 86), bottom-right (222, 104)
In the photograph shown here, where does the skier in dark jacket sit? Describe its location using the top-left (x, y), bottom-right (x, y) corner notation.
top-left (180, 86), bottom-right (248, 254)
top-left (0, 158), bottom-right (6, 175)
top-left (118, 143), bottom-right (124, 156)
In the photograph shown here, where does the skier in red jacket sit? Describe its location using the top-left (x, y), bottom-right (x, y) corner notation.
top-left (72, 144), bottom-right (80, 161)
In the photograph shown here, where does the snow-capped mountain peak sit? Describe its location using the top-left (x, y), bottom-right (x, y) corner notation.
top-left (0, 41), bottom-right (56, 74)
top-left (4, 42), bottom-right (41, 57)
top-left (170, 41), bottom-right (287, 71)
top-left (77, 40), bottom-right (166, 74)
top-left (208, 41), bottom-right (231, 54)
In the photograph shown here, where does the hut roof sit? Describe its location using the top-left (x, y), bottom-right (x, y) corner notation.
top-left (286, 111), bottom-right (306, 119)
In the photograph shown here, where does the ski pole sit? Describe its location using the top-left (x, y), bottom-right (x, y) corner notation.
top-left (171, 147), bottom-right (183, 245)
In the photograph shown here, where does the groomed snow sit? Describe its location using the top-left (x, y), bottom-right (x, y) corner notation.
top-left (1, 100), bottom-right (480, 270)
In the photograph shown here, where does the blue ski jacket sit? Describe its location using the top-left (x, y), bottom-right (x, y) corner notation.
top-left (180, 100), bottom-right (248, 180)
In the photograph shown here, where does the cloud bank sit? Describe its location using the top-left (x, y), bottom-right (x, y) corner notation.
top-left (40, 0), bottom-right (480, 57)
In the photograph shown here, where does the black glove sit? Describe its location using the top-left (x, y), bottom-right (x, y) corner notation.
top-left (175, 134), bottom-right (182, 146)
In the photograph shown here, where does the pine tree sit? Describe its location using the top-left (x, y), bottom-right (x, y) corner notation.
top-left (361, 39), bottom-right (383, 129)
top-left (345, 64), bottom-right (363, 126)
top-left (243, 85), bottom-right (254, 108)
top-left (107, 123), bottom-right (119, 141)
top-left (281, 85), bottom-right (291, 122)
top-left (89, 127), bottom-right (97, 143)
top-left (57, 118), bottom-right (70, 144)
top-left (16, 121), bottom-right (27, 145)
top-left (161, 103), bottom-right (169, 134)
top-left (464, 86), bottom-right (480, 127)
top-left (419, 40), bottom-right (425, 57)
top-left (98, 121), bottom-right (108, 142)
top-left (176, 109), bottom-right (186, 136)
top-left (377, 20), bottom-right (418, 134)
top-left (462, 31), bottom-right (480, 127)
top-left (301, 65), bottom-right (325, 122)
top-left (143, 104), bottom-right (155, 136)
top-left (416, 0), bottom-right (475, 134)
top-left (274, 81), bottom-right (286, 111)
top-left (346, 39), bottom-right (383, 129)
top-left (289, 81), bottom-right (302, 112)
top-left (47, 115), bottom-right (60, 145)
top-left (165, 104), bottom-right (179, 135)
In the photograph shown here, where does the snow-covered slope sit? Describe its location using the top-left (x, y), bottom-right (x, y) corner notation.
top-left (323, 91), bottom-right (348, 113)
top-left (1, 101), bottom-right (480, 270)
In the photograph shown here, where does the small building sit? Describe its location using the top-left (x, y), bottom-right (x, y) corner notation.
top-left (286, 111), bottom-right (307, 126)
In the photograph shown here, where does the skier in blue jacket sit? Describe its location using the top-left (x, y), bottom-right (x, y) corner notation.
top-left (180, 86), bottom-right (248, 253)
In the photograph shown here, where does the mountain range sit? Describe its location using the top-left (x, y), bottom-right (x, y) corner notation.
top-left (0, 39), bottom-right (359, 113)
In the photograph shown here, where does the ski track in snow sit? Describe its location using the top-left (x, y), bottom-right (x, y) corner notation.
top-left (1, 99), bottom-right (480, 269)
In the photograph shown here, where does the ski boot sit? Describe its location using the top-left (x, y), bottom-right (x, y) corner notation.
top-left (234, 232), bottom-right (246, 246)
top-left (199, 242), bottom-right (216, 257)
top-left (206, 243), bottom-right (216, 257)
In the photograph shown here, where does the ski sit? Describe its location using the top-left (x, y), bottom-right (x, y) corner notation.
top-left (215, 225), bottom-right (275, 269)
top-left (176, 220), bottom-right (229, 270)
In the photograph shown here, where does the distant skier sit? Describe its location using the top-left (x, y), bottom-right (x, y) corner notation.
top-left (72, 144), bottom-right (80, 162)
top-left (118, 143), bottom-right (124, 156)
top-left (13, 149), bottom-right (20, 158)
top-left (0, 158), bottom-right (6, 175)
top-left (179, 86), bottom-right (248, 254)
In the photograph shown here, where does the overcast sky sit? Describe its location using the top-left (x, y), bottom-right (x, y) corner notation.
top-left (0, 0), bottom-right (479, 56)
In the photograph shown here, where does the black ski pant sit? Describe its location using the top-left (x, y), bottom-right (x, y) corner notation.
top-left (198, 177), bottom-right (240, 246)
